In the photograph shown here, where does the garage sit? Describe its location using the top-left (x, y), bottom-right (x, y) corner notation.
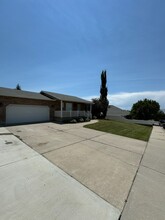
top-left (6, 104), bottom-right (50, 124)
top-left (0, 87), bottom-right (54, 125)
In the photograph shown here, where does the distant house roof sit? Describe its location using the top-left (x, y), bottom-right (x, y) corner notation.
top-left (107, 105), bottom-right (130, 116)
top-left (0, 87), bottom-right (52, 101)
top-left (41, 91), bottom-right (91, 104)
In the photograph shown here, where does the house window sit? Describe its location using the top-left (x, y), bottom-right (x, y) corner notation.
top-left (66, 103), bottom-right (72, 111)
top-left (77, 104), bottom-right (81, 111)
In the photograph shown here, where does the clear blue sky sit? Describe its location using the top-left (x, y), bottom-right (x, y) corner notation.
top-left (0, 0), bottom-right (165, 109)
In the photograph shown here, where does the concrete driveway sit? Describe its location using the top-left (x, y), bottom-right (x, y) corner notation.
top-left (8, 121), bottom-right (146, 212)
top-left (1, 127), bottom-right (119, 220)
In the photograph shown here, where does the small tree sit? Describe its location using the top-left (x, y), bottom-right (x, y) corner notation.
top-left (16, 84), bottom-right (21, 90)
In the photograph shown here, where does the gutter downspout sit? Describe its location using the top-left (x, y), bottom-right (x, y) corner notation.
top-left (60, 100), bottom-right (63, 118)
top-left (90, 104), bottom-right (92, 118)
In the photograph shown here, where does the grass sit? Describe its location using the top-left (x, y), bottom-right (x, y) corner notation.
top-left (84, 119), bottom-right (152, 141)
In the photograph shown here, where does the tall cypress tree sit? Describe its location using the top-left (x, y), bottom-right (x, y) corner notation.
top-left (99, 70), bottom-right (109, 118)
top-left (92, 70), bottom-right (109, 119)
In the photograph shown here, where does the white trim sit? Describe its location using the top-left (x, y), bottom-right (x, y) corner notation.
top-left (60, 101), bottom-right (63, 118)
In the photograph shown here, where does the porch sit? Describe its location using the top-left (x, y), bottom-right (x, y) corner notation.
top-left (54, 110), bottom-right (91, 119)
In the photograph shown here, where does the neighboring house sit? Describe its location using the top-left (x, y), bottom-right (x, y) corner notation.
top-left (41, 91), bottom-right (92, 121)
top-left (106, 105), bottom-right (130, 120)
top-left (0, 87), bottom-right (54, 125)
top-left (0, 87), bottom-right (92, 125)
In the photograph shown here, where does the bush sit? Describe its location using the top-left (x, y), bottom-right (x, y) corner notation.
top-left (155, 110), bottom-right (165, 121)
top-left (85, 117), bottom-right (90, 122)
top-left (125, 114), bottom-right (132, 119)
top-left (70, 119), bottom-right (77, 123)
top-left (78, 117), bottom-right (84, 122)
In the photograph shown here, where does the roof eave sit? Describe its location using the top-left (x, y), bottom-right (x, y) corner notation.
top-left (40, 91), bottom-right (59, 101)
top-left (40, 91), bottom-right (92, 104)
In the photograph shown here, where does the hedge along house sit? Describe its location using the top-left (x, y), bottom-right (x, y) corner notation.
top-left (40, 91), bottom-right (92, 122)
top-left (0, 87), bottom-right (54, 125)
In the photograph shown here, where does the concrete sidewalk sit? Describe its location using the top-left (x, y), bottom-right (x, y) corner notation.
top-left (0, 128), bottom-right (120, 220)
top-left (121, 126), bottom-right (165, 220)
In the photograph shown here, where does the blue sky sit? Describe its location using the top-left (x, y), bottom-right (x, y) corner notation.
top-left (0, 0), bottom-right (165, 109)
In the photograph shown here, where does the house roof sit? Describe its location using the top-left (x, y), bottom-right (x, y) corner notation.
top-left (107, 105), bottom-right (130, 116)
top-left (0, 87), bottom-right (52, 101)
top-left (41, 91), bottom-right (91, 104)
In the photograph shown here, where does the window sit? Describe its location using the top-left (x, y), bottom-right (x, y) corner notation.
top-left (66, 103), bottom-right (72, 111)
top-left (77, 104), bottom-right (81, 111)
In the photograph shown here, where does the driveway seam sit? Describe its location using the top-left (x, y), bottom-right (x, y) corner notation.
top-left (90, 139), bottom-right (144, 156)
top-left (141, 164), bottom-right (165, 176)
top-left (150, 137), bottom-right (165, 141)
top-left (87, 146), bottom-right (140, 168)
top-left (41, 139), bottom-right (87, 154)
top-left (40, 132), bottom-right (107, 155)
top-left (0, 154), bottom-right (39, 168)
top-left (62, 128), bottom-right (105, 140)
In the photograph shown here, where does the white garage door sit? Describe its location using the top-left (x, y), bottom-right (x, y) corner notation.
top-left (6, 104), bottom-right (49, 124)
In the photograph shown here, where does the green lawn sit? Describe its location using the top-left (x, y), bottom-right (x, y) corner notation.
top-left (84, 120), bottom-right (152, 141)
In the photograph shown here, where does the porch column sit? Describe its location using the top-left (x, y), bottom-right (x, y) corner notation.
top-left (60, 100), bottom-right (63, 118)
top-left (90, 104), bottom-right (92, 118)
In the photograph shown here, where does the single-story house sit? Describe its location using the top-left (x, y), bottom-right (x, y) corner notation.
top-left (0, 87), bottom-right (54, 125)
top-left (40, 91), bottom-right (92, 121)
top-left (0, 87), bottom-right (92, 125)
